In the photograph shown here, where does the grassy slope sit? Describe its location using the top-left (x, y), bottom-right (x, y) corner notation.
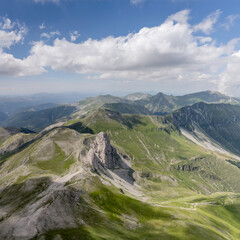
top-left (167, 102), bottom-right (240, 156)
top-left (81, 109), bottom-right (240, 196)
top-left (1, 109), bottom-right (240, 239)
top-left (43, 108), bottom-right (240, 240)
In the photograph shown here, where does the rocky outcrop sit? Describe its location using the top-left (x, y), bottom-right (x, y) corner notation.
top-left (82, 132), bottom-right (134, 183)
top-left (84, 132), bottom-right (123, 170)
top-left (176, 164), bottom-right (199, 172)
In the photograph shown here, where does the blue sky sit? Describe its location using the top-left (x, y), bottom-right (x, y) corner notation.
top-left (1, 0), bottom-right (240, 96)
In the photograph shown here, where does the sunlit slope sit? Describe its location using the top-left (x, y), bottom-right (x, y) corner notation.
top-left (1, 109), bottom-right (240, 239)
top-left (79, 108), bottom-right (240, 196)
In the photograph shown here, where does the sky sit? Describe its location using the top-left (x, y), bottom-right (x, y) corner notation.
top-left (1, 0), bottom-right (240, 96)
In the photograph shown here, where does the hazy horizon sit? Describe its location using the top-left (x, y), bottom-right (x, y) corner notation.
top-left (0, 89), bottom-right (238, 100)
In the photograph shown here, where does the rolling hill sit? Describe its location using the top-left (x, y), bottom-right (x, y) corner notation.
top-left (3, 91), bottom-right (239, 133)
top-left (1, 103), bottom-right (240, 239)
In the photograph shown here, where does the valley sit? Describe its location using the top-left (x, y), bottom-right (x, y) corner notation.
top-left (0, 91), bottom-right (240, 239)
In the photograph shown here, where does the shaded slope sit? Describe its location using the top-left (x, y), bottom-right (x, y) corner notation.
top-left (2, 95), bottom-right (133, 132)
top-left (103, 102), bottom-right (151, 115)
top-left (1, 109), bottom-right (240, 239)
top-left (0, 127), bottom-right (36, 166)
top-left (78, 109), bottom-right (240, 195)
top-left (166, 102), bottom-right (240, 156)
top-left (4, 105), bottom-right (77, 132)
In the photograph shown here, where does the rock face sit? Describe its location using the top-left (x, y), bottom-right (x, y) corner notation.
top-left (82, 132), bottom-right (134, 183)
top-left (86, 132), bottom-right (122, 170)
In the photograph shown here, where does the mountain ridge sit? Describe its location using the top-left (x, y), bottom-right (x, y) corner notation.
top-left (2, 90), bottom-right (239, 132)
top-left (1, 97), bottom-right (240, 239)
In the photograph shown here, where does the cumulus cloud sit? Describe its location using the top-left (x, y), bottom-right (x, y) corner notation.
top-left (26, 10), bottom-right (229, 81)
top-left (0, 17), bottom-right (27, 49)
top-left (41, 31), bottom-right (60, 39)
top-left (1, 10), bottom-right (240, 95)
top-left (216, 51), bottom-right (240, 93)
top-left (70, 31), bottom-right (80, 42)
top-left (0, 17), bottom-right (45, 76)
top-left (33, 0), bottom-right (60, 4)
top-left (39, 23), bottom-right (45, 30)
top-left (0, 50), bottom-right (46, 76)
top-left (194, 9), bottom-right (221, 34)
top-left (0, 17), bottom-right (14, 30)
top-left (130, 0), bottom-right (146, 5)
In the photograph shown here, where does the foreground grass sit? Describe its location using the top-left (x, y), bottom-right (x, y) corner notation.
top-left (38, 187), bottom-right (240, 240)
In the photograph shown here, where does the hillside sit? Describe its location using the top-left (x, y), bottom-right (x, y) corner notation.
top-left (2, 91), bottom-right (239, 132)
top-left (103, 102), bottom-right (151, 115)
top-left (2, 95), bottom-right (143, 132)
top-left (136, 90), bottom-right (240, 115)
top-left (4, 105), bottom-right (77, 132)
top-left (1, 107), bottom-right (240, 239)
top-left (124, 92), bottom-right (152, 101)
top-left (165, 102), bottom-right (240, 157)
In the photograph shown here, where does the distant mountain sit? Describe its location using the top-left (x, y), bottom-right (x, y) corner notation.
top-left (0, 92), bottom-right (90, 115)
top-left (74, 94), bottom-right (132, 114)
top-left (2, 91), bottom-right (240, 133)
top-left (166, 102), bottom-right (240, 156)
top-left (4, 105), bottom-right (77, 132)
top-left (103, 102), bottom-right (151, 115)
top-left (136, 90), bottom-right (240, 115)
top-left (2, 98), bottom-right (240, 239)
top-left (2, 95), bottom-right (134, 132)
top-left (16, 103), bottom-right (58, 113)
top-left (124, 92), bottom-right (152, 101)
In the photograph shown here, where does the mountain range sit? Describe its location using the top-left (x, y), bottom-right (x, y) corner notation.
top-left (2, 90), bottom-right (240, 132)
top-left (1, 91), bottom-right (240, 239)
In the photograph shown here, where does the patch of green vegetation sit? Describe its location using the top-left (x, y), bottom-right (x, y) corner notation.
top-left (67, 121), bottom-right (94, 134)
top-left (39, 227), bottom-right (92, 240)
top-left (0, 177), bottom-right (51, 217)
top-left (81, 110), bottom-right (240, 196)
top-left (34, 143), bottom-right (75, 175)
top-left (226, 159), bottom-right (240, 169)
top-left (103, 102), bottom-right (150, 115)
top-left (90, 187), bottom-right (171, 221)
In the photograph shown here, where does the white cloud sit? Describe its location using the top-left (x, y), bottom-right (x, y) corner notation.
top-left (70, 31), bottom-right (80, 42)
top-left (0, 17), bottom-right (43, 76)
top-left (25, 10), bottom-right (232, 84)
top-left (1, 17), bottom-right (14, 30)
top-left (216, 51), bottom-right (240, 93)
top-left (194, 9), bottom-right (221, 34)
top-left (0, 18), bottom-right (27, 49)
top-left (0, 50), bottom-right (46, 76)
top-left (39, 23), bottom-right (45, 30)
top-left (33, 0), bottom-right (60, 4)
top-left (167, 9), bottom-right (190, 24)
top-left (41, 31), bottom-right (60, 39)
top-left (222, 15), bottom-right (240, 30)
top-left (1, 10), bottom-right (240, 95)
top-left (130, 0), bottom-right (146, 5)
